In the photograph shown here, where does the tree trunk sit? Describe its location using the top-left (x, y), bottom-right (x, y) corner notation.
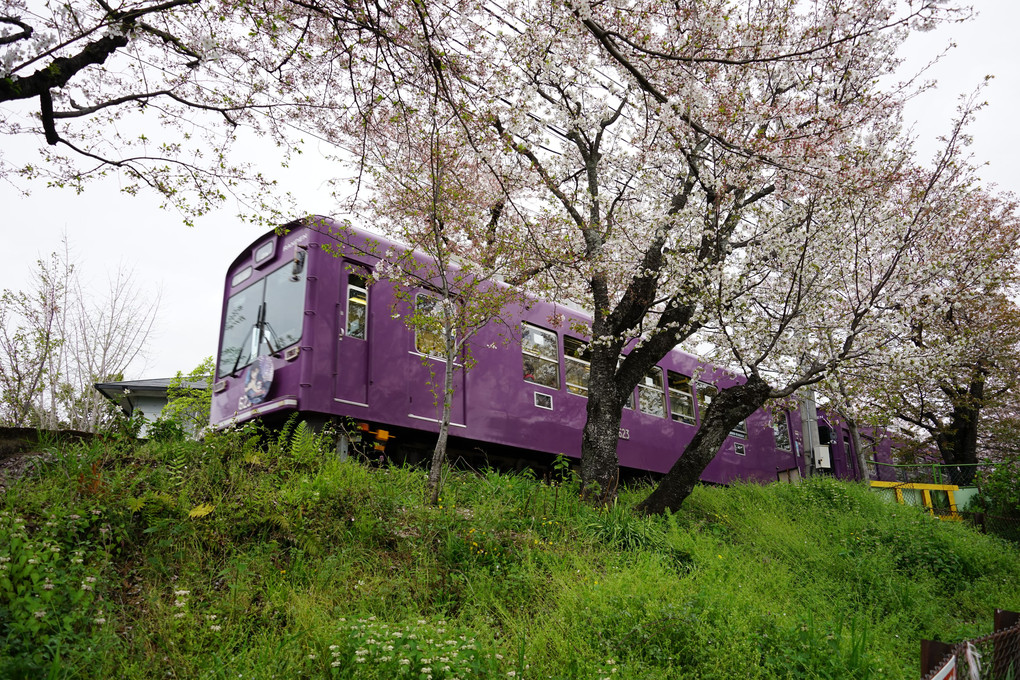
top-left (579, 349), bottom-right (625, 504)
top-left (637, 375), bottom-right (772, 515)
top-left (428, 412), bottom-right (450, 505)
top-left (938, 378), bottom-right (984, 485)
top-left (427, 312), bottom-right (457, 505)
top-left (846, 416), bottom-right (869, 482)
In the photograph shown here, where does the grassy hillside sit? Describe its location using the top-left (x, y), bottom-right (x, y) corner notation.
top-left (2, 424), bottom-right (1018, 679)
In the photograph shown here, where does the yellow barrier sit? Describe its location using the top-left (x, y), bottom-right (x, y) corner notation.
top-left (870, 481), bottom-right (962, 521)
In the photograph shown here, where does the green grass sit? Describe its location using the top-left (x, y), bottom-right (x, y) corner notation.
top-left (1, 425), bottom-right (1018, 679)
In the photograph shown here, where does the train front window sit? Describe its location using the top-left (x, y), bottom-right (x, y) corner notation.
top-left (219, 285), bottom-right (259, 378)
top-left (217, 260), bottom-right (307, 378)
top-left (262, 264), bottom-right (306, 349)
top-left (522, 323), bottom-right (559, 388)
top-left (564, 336), bottom-right (590, 396)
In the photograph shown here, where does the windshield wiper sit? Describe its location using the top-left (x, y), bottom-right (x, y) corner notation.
top-left (230, 329), bottom-right (254, 377)
top-left (230, 302), bottom-right (264, 377)
top-left (262, 322), bottom-right (281, 356)
top-left (255, 302), bottom-right (280, 356)
top-left (229, 303), bottom-right (284, 377)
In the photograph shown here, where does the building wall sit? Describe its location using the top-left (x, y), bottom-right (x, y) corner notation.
top-left (132, 396), bottom-right (169, 437)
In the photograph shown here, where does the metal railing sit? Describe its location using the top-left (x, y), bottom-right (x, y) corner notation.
top-left (956, 511), bottom-right (1020, 545)
top-left (922, 610), bottom-right (1020, 680)
top-left (869, 460), bottom-right (984, 486)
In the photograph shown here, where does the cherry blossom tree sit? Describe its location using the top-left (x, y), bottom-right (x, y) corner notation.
top-left (899, 299), bottom-right (1020, 483)
top-left (330, 10), bottom-right (536, 503)
top-left (639, 121), bottom-right (1020, 510)
top-left (827, 184), bottom-right (1020, 484)
top-left (469, 0), bottom-right (981, 507)
top-left (310, 0), bottom-right (1018, 511)
top-left (0, 0), bottom-right (388, 222)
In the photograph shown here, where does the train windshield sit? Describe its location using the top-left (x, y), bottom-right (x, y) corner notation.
top-left (218, 261), bottom-right (307, 378)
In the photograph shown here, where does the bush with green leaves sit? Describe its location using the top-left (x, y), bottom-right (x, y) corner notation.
top-left (975, 457), bottom-right (1020, 516)
top-left (154, 357), bottom-right (213, 438)
top-left (0, 507), bottom-right (121, 676)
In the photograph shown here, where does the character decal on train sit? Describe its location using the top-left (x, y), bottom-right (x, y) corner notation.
top-left (238, 355), bottom-right (273, 411)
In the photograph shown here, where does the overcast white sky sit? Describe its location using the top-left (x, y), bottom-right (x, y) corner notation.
top-left (1, 3), bottom-right (1018, 380)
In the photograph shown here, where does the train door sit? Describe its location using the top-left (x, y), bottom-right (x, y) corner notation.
top-left (816, 423), bottom-right (834, 475)
top-left (407, 293), bottom-right (466, 427)
top-left (335, 270), bottom-right (370, 406)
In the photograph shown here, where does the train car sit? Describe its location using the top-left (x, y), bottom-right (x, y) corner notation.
top-left (210, 216), bottom-right (865, 484)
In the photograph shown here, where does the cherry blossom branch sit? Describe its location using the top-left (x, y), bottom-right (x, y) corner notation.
top-left (0, 16), bottom-right (32, 45)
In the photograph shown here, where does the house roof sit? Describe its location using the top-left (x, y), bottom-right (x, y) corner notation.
top-left (94, 378), bottom-right (208, 417)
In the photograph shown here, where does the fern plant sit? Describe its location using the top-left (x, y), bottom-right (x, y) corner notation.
top-left (288, 421), bottom-right (320, 468)
top-left (271, 415), bottom-right (332, 470)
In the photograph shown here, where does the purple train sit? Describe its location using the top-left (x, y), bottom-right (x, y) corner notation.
top-left (211, 218), bottom-right (884, 483)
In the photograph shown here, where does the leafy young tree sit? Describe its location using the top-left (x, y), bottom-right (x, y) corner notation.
top-left (0, 252), bottom-right (68, 427)
top-left (343, 73), bottom-right (532, 504)
top-left (159, 356), bottom-right (213, 437)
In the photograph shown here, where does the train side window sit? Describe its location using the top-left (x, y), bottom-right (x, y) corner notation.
top-left (697, 381), bottom-right (746, 437)
top-left (564, 336), bottom-right (590, 396)
top-left (346, 274), bottom-right (368, 340)
top-left (415, 293), bottom-right (446, 358)
top-left (667, 371), bottom-right (695, 424)
top-left (772, 410), bottom-right (791, 450)
top-left (522, 323), bottom-right (559, 388)
top-left (638, 368), bottom-right (666, 418)
top-left (696, 381), bottom-right (715, 421)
